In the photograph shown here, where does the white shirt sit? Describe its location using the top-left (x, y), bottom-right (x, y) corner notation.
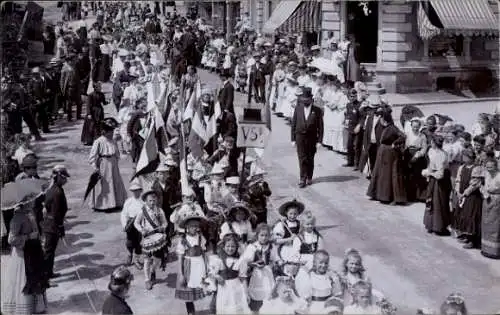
top-left (304, 105), bottom-right (312, 120)
top-left (220, 220), bottom-right (253, 240)
top-left (370, 115), bottom-right (380, 143)
top-left (120, 197), bottom-right (143, 229)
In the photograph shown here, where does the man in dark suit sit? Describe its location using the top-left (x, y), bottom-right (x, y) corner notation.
top-left (60, 54), bottom-right (82, 120)
top-left (343, 88), bottom-right (360, 167)
top-left (291, 86), bottom-right (323, 188)
top-left (359, 97), bottom-right (383, 178)
top-left (218, 71), bottom-right (234, 114)
top-left (247, 52), bottom-right (266, 104)
top-left (42, 165), bottom-right (70, 280)
top-left (29, 67), bottom-right (50, 133)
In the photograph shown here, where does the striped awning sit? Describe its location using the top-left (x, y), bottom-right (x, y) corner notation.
top-left (262, 0), bottom-right (302, 34)
top-left (417, 2), bottom-right (441, 39)
top-left (429, 0), bottom-right (498, 36)
top-left (277, 1), bottom-right (321, 34)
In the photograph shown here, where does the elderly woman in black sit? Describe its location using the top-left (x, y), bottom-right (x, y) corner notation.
top-left (367, 106), bottom-right (407, 205)
top-left (102, 266), bottom-right (134, 315)
top-left (422, 134), bottom-right (452, 236)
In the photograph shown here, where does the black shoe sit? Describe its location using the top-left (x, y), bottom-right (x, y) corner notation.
top-left (306, 179), bottom-right (312, 186)
top-left (49, 272), bottom-right (61, 278)
top-left (151, 271), bottom-right (156, 283)
top-left (342, 163), bottom-right (354, 167)
top-left (298, 182), bottom-right (306, 188)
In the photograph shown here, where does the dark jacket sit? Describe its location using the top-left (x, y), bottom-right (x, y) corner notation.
top-left (42, 184), bottom-right (68, 235)
top-left (102, 293), bottom-right (133, 315)
top-left (218, 81), bottom-right (234, 113)
top-left (217, 110), bottom-right (237, 140)
top-left (344, 100), bottom-right (361, 132)
top-left (291, 104), bottom-right (324, 143)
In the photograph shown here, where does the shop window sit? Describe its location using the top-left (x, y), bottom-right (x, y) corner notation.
top-left (428, 35), bottom-right (464, 57)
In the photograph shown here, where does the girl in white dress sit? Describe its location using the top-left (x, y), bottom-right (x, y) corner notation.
top-left (259, 276), bottom-right (309, 315)
top-left (295, 251), bottom-right (343, 314)
top-left (207, 234), bottom-right (251, 315)
top-left (220, 202), bottom-right (253, 254)
top-left (175, 208), bottom-right (209, 315)
top-left (273, 200), bottom-right (304, 270)
top-left (269, 62), bottom-right (286, 112)
top-left (239, 223), bottom-right (280, 314)
top-left (322, 77), bottom-right (348, 152)
top-left (330, 42), bottom-right (346, 84)
top-left (291, 211), bottom-right (324, 271)
top-left (283, 76), bottom-right (300, 120)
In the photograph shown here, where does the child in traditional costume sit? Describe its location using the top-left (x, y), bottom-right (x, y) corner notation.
top-left (295, 250), bottom-right (343, 314)
top-left (341, 248), bottom-right (369, 304)
top-left (291, 211), bottom-right (324, 271)
top-left (245, 164), bottom-right (271, 228)
top-left (240, 223), bottom-right (281, 314)
top-left (273, 199), bottom-right (304, 269)
top-left (207, 234), bottom-right (250, 315)
top-left (439, 293), bottom-right (468, 315)
top-left (175, 206), bottom-right (209, 315)
top-left (259, 276), bottom-right (309, 315)
top-left (220, 201), bottom-right (253, 254)
top-left (120, 180), bottom-right (144, 268)
top-left (133, 190), bottom-right (168, 290)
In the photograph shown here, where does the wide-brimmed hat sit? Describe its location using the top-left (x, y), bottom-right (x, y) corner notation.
top-left (52, 164), bottom-right (70, 178)
top-left (21, 154), bottom-right (38, 168)
top-left (278, 199), bottom-right (305, 216)
top-left (366, 94), bottom-right (382, 108)
top-left (311, 45), bottom-right (321, 51)
top-left (178, 203), bottom-right (207, 229)
top-left (228, 201), bottom-right (250, 219)
top-left (128, 179), bottom-right (142, 191)
top-left (102, 117), bottom-right (119, 129)
top-left (141, 189), bottom-right (158, 201)
top-left (297, 86), bottom-right (313, 99)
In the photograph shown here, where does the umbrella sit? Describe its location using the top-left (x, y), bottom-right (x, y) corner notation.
top-left (308, 57), bottom-right (342, 77)
top-left (1, 178), bottom-right (49, 211)
top-left (400, 104), bottom-right (424, 129)
top-left (83, 171), bottom-right (101, 202)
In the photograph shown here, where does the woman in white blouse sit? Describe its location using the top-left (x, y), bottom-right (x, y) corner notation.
top-left (322, 76), bottom-right (348, 153)
top-left (88, 118), bottom-right (127, 212)
top-left (405, 118), bottom-right (429, 202)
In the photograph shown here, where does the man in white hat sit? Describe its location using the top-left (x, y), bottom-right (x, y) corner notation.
top-left (42, 165), bottom-right (70, 280)
top-left (358, 95), bottom-right (383, 177)
top-left (121, 180), bottom-right (144, 268)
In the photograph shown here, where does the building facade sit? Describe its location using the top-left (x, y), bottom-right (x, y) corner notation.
top-left (263, 0), bottom-right (499, 94)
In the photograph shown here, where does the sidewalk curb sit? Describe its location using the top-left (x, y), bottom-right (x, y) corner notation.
top-left (389, 97), bottom-right (499, 107)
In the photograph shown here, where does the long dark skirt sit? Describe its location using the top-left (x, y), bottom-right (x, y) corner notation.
top-left (23, 239), bottom-right (48, 294)
top-left (367, 144), bottom-right (407, 203)
top-left (404, 148), bottom-right (428, 202)
top-left (97, 54), bottom-right (111, 82)
top-left (454, 191), bottom-right (482, 237)
top-left (81, 117), bottom-right (98, 145)
top-left (423, 170), bottom-right (452, 234)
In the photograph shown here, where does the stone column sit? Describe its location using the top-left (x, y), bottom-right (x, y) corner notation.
top-left (320, 0), bottom-right (341, 54)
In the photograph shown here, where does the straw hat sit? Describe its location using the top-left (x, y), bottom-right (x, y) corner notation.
top-left (141, 189), bottom-right (158, 201)
top-left (177, 203), bottom-right (207, 229)
top-left (278, 199), bottom-right (305, 216)
top-left (228, 201), bottom-right (250, 219)
top-left (225, 176), bottom-right (240, 186)
top-left (129, 179), bottom-right (142, 191)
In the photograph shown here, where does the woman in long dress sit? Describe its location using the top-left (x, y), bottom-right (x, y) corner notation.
top-left (422, 135), bottom-right (452, 235)
top-left (367, 109), bottom-right (407, 204)
top-left (322, 76), bottom-right (348, 152)
top-left (1, 201), bottom-right (48, 315)
top-left (480, 158), bottom-right (500, 259)
top-left (88, 117), bottom-right (127, 212)
top-left (81, 81), bottom-right (106, 145)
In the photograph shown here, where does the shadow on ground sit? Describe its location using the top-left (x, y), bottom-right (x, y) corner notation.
top-left (55, 253), bottom-right (118, 282)
top-left (48, 289), bottom-right (108, 314)
top-left (313, 175), bottom-right (359, 184)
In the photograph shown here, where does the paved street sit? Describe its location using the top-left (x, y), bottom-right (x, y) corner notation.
top-left (2, 67), bottom-right (496, 315)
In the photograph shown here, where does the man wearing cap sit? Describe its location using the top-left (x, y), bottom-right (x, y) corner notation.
top-left (60, 54), bottom-right (82, 121)
top-left (248, 52), bottom-right (267, 104)
top-left (29, 67), bottom-right (50, 134)
top-left (344, 88), bottom-right (361, 167)
top-left (42, 165), bottom-right (70, 280)
top-left (291, 86), bottom-right (324, 188)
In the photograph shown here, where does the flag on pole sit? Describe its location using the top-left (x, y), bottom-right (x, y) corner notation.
top-left (187, 100), bottom-right (221, 159)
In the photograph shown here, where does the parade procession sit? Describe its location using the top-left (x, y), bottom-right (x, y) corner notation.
top-left (1, 1), bottom-right (500, 315)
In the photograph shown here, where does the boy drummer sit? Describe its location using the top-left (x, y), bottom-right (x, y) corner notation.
top-left (134, 190), bottom-right (168, 290)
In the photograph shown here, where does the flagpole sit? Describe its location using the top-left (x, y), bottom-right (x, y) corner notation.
top-left (179, 76), bottom-right (189, 195)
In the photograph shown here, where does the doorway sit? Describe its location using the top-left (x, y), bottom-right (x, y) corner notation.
top-left (346, 1), bottom-right (378, 63)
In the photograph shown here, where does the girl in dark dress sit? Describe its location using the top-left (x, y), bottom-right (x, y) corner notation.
top-left (367, 109), bottom-right (407, 204)
top-left (81, 82), bottom-right (106, 145)
top-left (453, 149), bottom-right (483, 249)
top-left (422, 135), bottom-right (452, 236)
top-left (101, 266), bottom-right (134, 315)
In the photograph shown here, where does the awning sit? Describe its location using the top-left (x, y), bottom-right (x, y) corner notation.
top-left (277, 0), bottom-right (321, 34)
top-left (262, 0), bottom-right (302, 34)
top-left (429, 0), bottom-right (498, 36)
top-left (417, 2), bottom-right (442, 39)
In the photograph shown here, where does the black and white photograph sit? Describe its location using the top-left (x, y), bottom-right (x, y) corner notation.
top-left (1, 1), bottom-right (500, 314)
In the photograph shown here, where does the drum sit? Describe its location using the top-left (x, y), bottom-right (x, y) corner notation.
top-left (141, 233), bottom-right (167, 254)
